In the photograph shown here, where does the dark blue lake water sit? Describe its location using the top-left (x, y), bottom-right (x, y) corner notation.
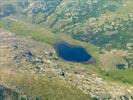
top-left (53, 41), bottom-right (92, 63)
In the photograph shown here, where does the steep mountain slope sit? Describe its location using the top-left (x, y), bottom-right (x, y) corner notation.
top-left (1, 0), bottom-right (122, 30)
top-left (17, 0), bottom-right (63, 23)
top-left (0, 17), bottom-right (133, 100)
top-left (1, 0), bottom-right (132, 52)
top-left (16, 0), bottom-right (122, 30)
top-left (3, 0), bottom-right (132, 52)
top-left (44, 0), bottom-right (122, 30)
top-left (0, 27), bottom-right (91, 100)
top-left (15, 0), bottom-right (132, 54)
top-left (0, 0), bottom-right (133, 100)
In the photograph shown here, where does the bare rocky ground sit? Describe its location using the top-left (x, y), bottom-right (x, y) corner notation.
top-left (0, 29), bottom-right (31, 100)
top-left (0, 28), bottom-right (133, 100)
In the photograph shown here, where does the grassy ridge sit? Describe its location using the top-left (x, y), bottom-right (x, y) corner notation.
top-left (0, 17), bottom-right (95, 100)
top-left (0, 17), bottom-right (60, 44)
top-left (0, 68), bottom-right (91, 100)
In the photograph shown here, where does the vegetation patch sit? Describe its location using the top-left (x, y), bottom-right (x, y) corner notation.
top-left (0, 68), bottom-right (91, 100)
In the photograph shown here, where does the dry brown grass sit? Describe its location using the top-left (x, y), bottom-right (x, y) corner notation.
top-left (99, 49), bottom-right (127, 70)
top-left (0, 67), bottom-right (91, 100)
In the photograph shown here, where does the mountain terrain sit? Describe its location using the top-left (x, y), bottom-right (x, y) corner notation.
top-left (0, 0), bottom-right (133, 100)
